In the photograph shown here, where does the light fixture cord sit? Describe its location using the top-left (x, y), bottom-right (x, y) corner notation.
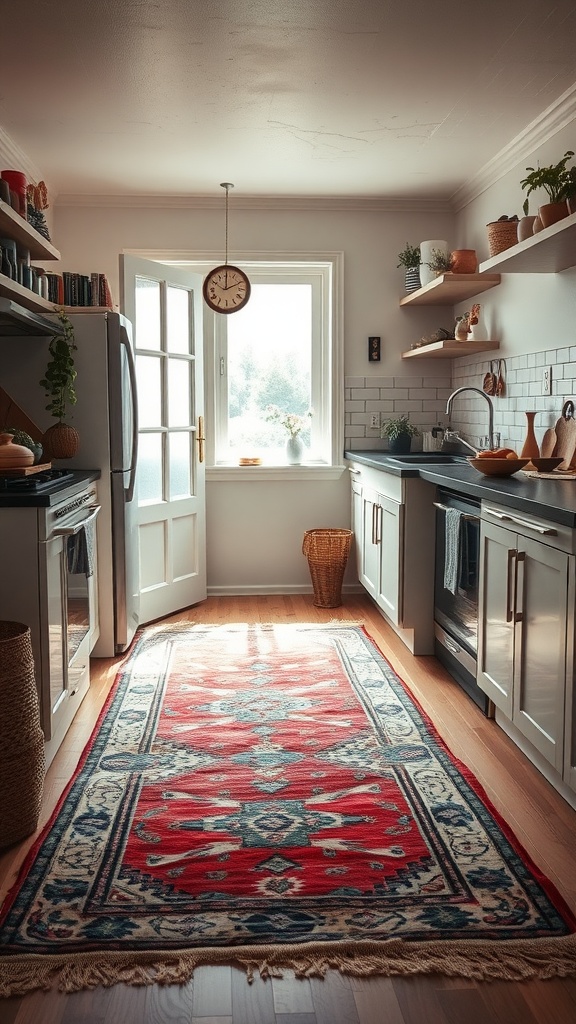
top-left (220, 182), bottom-right (234, 267)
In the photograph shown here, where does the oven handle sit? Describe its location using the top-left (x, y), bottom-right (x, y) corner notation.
top-left (433, 501), bottom-right (479, 521)
top-left (53, 505), bottom-right (101, 537)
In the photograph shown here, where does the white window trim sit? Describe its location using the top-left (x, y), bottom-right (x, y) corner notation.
top-left (123, 250), bottom-right (345, 478)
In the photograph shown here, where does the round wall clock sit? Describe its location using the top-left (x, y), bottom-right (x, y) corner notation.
top-left (202, 264), bottom-right (251, 314)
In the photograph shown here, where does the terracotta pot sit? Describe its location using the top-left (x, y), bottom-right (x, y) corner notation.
top-left (42, 423), bottom-right (80, 460)
top-left (0, 432), bottom-right (34, 468)
top-left (538, 202), bottom-right (568, 229)
top-left (517, 216), bottom-right (536, 241)
top-left (449, 249), bottom-right (477, 274)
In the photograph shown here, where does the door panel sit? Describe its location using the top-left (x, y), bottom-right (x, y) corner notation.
top-left (121, 256), bottom-right (206, 622)
top-left (477, 521), bottom-right (515, 716)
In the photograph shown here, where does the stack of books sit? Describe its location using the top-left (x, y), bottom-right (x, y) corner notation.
top-left (42, 272), bottom-right (113, 308)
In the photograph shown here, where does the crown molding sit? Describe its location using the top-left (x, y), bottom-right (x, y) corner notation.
top-left (53, 192), bottom-right (453, 213)
top-left (0, 126), bottom-right (45, 186)
top-left (452, 83), bottom-right (576, 211)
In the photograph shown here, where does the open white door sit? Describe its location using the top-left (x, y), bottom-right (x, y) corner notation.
top-left (121, 256), bottom-right (206, 623)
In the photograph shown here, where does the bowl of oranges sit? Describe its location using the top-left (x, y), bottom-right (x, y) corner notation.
top-left (468, 447), bottom-right (530, 477)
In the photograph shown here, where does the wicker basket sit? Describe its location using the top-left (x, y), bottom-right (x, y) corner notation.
top-left (486, 220), bottom-right (519, 257)
top-left (0, 621), bottom-right (45, 847)
top-left (302, 529), bottom-right (353, 608)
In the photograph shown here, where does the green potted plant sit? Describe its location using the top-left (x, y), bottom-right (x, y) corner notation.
top-left (520, 149), bottom-right (575, 228)
top-left (425, 248), bottom-right (453, 276)
top-left (380, 414), bottom-right (419, 455)
top-left (39, 309), bottom-right (80, 460)
top-left (397, 243), bottom-right (421, 293)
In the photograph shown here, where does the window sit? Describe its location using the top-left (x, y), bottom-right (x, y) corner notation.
top-left (201, 256), bottom-right (343, 470)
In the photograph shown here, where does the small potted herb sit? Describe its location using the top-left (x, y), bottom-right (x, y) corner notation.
top-left (425, 248), bottom-right (453, 276)
top-left (380, 414), bottom-right (419, 455)
top-left (397, 243), bottom-right (421, 293)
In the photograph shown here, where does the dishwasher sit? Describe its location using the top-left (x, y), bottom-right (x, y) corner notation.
top-left (433, 488), bottom-right (493, 716)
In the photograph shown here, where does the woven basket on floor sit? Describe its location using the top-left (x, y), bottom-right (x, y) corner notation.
top-left (302, 528), bottom-right (353, 608)
top-left (0, 621), bottom-right (45, 848)
top-left (486, 220), bottom-right (519, 257)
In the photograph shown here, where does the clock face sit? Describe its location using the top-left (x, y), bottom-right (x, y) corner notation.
top-left (202, 264), bottom-right (251, 314)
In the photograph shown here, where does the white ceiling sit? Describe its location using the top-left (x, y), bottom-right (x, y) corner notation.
top-left (3, 0), bottom-right (576, 202)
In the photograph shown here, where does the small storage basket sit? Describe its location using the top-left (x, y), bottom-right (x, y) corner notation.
top-left (486, 220), bottom-right (519, 257)
top-left (0, 621), bottom-right (45, 847)
top-left (302, 528), bottom-right (353, 608)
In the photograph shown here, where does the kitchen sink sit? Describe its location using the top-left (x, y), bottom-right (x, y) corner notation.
top-left (385, 453), bottom-right (469, 464)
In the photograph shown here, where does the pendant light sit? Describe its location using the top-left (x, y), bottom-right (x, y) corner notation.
top-left (202, 183), bottom-right (251, 314)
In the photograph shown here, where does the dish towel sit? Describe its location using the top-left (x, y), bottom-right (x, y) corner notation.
top-left (443, 508), bottom-right (463, 595)
top-left (67, 520), bottom-right (95, 578)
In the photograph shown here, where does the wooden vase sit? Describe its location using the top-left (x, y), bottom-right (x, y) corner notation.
top-left (520, 411), bottom-right (540, 469)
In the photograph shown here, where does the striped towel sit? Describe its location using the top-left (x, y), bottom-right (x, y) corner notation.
top-left (443, 508), bottom-right (462, 595)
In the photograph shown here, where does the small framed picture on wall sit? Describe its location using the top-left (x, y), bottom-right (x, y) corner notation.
top-left (368, 336), bottom-right (381, 362)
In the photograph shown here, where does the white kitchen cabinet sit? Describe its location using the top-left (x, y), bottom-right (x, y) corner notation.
top-left (348, 461), bottom-right (436, 654)
top-left (478, 504), bottom-right (575, 775)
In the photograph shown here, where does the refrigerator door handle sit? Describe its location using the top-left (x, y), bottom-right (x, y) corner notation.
top-left (121, 324), bottom-right (139, 503)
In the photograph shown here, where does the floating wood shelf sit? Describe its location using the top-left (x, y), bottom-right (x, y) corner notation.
top-left (399, 273), bottom-right (501, 306)
top-left (479, 211), bottom-right (576, 274)
top-left (0, 201), bottom-right (60, 261)
top-left (402, 339), bottom-right (500, 359)
top-left (0, 273), bottom-right (56, 312)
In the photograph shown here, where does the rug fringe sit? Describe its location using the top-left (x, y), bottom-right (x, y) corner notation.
top-left (1, 934), bottom-right (576, 995)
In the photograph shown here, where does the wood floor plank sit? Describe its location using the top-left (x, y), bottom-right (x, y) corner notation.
top-left (0, 998), bottom-right (21, 1024)
top-left (192, 966), bottom-right (233, 1017)
top-left (272, 972), bottom-right (315, 1013)
top-left (102, 982), bottom-right (149, 1024)
top-left (469, 980), bottom-right (540, 1024)
top-left (308, 974), bottom-right (360, 1024)
top-left (13, 987), bottom-right (67, 1024)
top-left (275, 1014), bottom-right (317, 1024)
top-left (514, 977), bottom-right (576, 1024)
top-left (144, 981), bottom-right (194, 1023)
top-left (391, 976), bottom-right (448, 1024)
top-left (349, 976), bottom-right (405, 1024)
top-left (230, 966), bottom-right (276, 1024)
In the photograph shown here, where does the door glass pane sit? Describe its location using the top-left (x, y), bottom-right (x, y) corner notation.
top-left (135, 277), bottom-right (161, 351)
top-left (167, 286), bottom-right (190, 354)
top-left (136, 355), bottom-right (162, 428)
top-left (168, 358), bottom-right (191, 427)
top-left (137, 433), bottom-right (164, 503)
top-left (169, 432), bottom-right (192, 498)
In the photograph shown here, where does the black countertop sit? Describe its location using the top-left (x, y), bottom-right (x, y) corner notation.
top-left (344, 451), bottom-right (576, 528)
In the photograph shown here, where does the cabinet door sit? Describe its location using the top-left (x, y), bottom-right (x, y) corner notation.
top-left (378, 495), bottom-right (402, 626)
top-left (477, 520), bottom-right (515, 717)
top-left (513, 537), bottom-right (569, 771)
top-left (360, 488), bottom-right (380, 600)
top-left (350, 475), bottom-right (363, 580)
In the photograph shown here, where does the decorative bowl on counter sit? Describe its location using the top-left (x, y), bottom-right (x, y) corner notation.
top-left (528, 457), bottom-right (564, 473)
top-left (468, 457), bottom-right (530, 477)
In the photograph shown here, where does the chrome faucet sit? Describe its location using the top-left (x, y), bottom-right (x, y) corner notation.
top-left (445, 387), bottom-right (495, 452)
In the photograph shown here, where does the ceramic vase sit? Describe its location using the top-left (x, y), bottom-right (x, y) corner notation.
top-left (520, 411), bottom-right (540, 469)
top-left (286, 435), bottom-right (304, 465)
top-left (517, 216), bottom-right (536, 241)
top-left (450, 249), bottom-right (477, 274)
top-left (419, 240), bottom-right (448, 287)
top-left (404, 266), bottom-right (421, 293)
top-left (388, 433), bottom-right (412, 455)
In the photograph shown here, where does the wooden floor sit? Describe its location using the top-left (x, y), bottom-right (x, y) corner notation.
top-left (1, 594), bottom-right (576, 1024)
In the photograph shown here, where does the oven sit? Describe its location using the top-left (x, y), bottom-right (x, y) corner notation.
top-left (0, 470), bottom-right (100, 766)
top-left (433, 488), bottom-right (493, 716)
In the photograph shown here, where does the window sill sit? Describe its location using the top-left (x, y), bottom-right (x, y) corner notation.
top-left (206, 464), bottom-right (346, 482)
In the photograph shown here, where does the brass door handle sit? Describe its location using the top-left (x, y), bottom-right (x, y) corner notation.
top-left (197, 415), bottom-right (205, 463)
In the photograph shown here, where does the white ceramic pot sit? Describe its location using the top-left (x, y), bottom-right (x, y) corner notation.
top-left (419, 240), bottom-right (448, 287)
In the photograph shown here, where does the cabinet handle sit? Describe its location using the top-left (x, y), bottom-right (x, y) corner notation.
top-left (506, 549), bottom-right (516, 623)
top-left (484, 506), bottom-right (556, 535)
top-left (372, 503), bottom-right (382, 545)
top-left (514, 550), bottom-right (526, 623)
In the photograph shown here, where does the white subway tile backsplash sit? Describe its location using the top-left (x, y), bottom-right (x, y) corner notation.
top-left (343, 347), bottom-right (576, 451)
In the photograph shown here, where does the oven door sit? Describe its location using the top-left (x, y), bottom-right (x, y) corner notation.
top-left (433, 490), bottom-right (492, 714)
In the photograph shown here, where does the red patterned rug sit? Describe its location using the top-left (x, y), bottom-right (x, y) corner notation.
top-left (1, 622), bottom-right (575, 994)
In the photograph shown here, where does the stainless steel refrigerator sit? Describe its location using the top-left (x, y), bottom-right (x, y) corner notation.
top-left (0, 310), bottom-right (140, 656)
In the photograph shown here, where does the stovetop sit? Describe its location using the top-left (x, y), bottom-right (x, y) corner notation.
top-left (0, 469), bottom-right (76, 494)
top-left (0, 469), bottom-right (101, 507)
